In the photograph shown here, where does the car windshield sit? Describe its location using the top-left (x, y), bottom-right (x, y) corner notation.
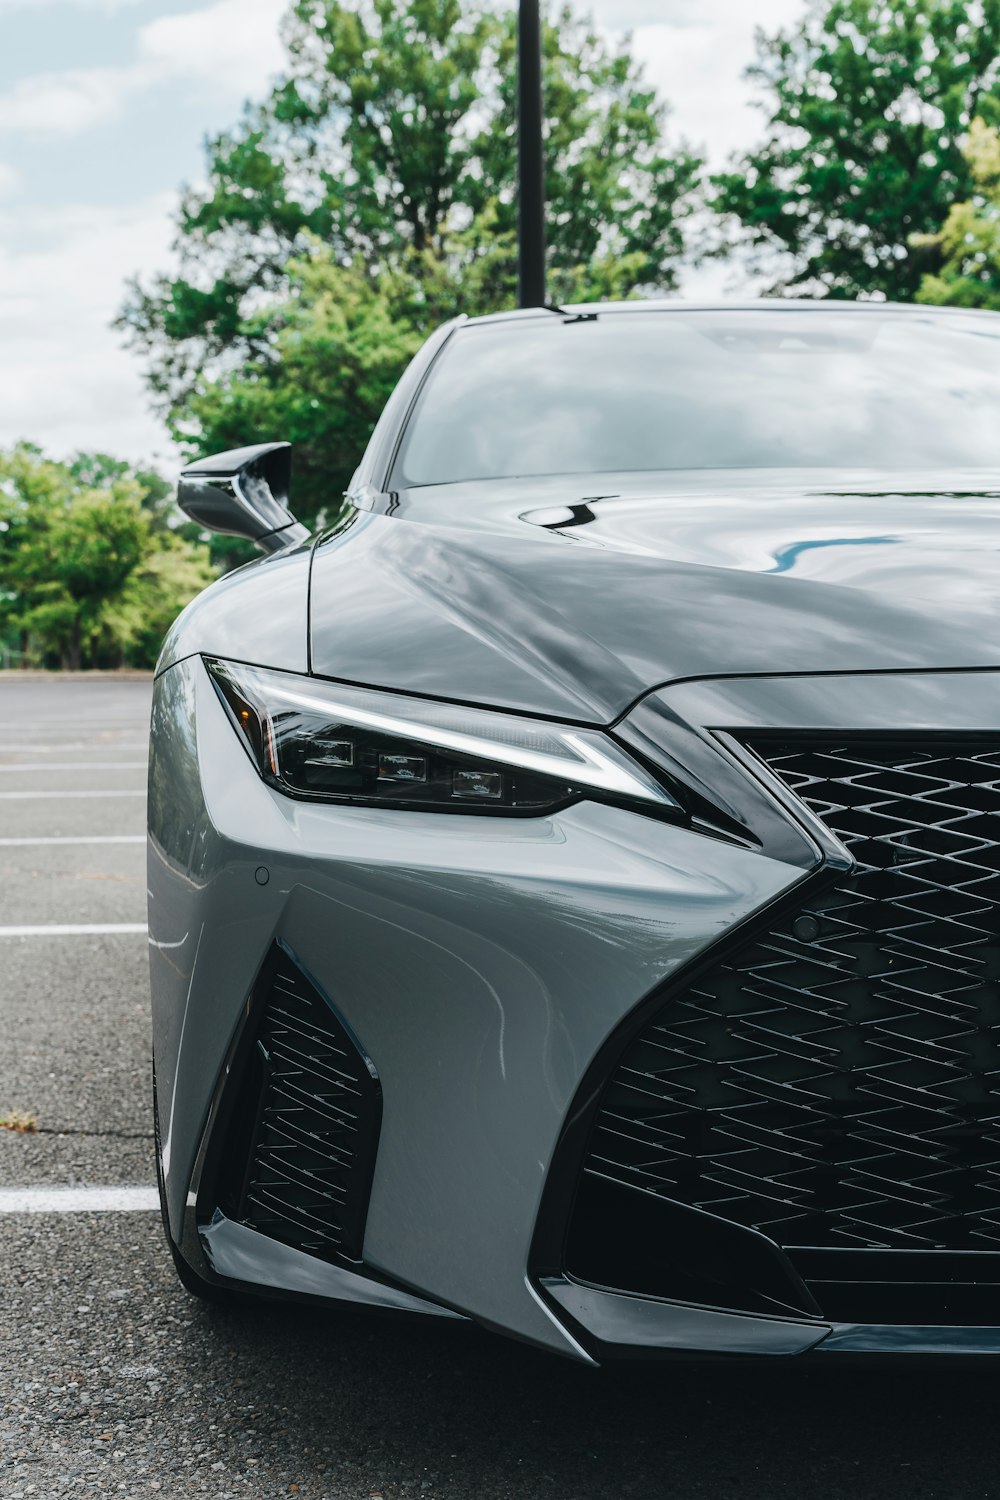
top-left (392, 307), bottom-right (1000, 486)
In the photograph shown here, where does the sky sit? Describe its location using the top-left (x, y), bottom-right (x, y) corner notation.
top-left (0, 0), bottom-right (804, 470)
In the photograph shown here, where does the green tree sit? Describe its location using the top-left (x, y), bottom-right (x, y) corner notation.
top-left (712, 0), bottom-right (1000, 300)
top-left (915, 117), bottom-right (1000, 308)
top-left (117, 0), bottom-right (702, 420)
top-left (0, 446), bottom-right (213, 670)
top-left (67, 452), bottom-right (174, 529)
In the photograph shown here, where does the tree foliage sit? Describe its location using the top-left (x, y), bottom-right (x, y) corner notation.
top-left (712, 0), bottom-right (1000, 300)
top-left (0, 447), bottom-right (213, 670)
top-left (117, 0), bottom-right (702, 425)
top-left (915, 116), bottom-right (1000, 308)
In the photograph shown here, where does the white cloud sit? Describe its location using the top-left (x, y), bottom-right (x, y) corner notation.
top-left (0, 0), bottom-right (140, 9)
top-left (0, 67), bottom-right (127, 134)
top-left (0, 0), bottom-right (286, 136)
top-left (590, 1), bottom-right (705, 27)
top-left (138, 0), bottom-right (287, 86)
top-left (0, 194), bottom-right (178, 463)
top-left (622, 0), bottom-right (804, 166)
top-left (0, 0), bottom-right (299, 464)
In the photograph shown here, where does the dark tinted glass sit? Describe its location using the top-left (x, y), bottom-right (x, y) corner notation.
top-left (393, 309), bottom-right (1000, 484)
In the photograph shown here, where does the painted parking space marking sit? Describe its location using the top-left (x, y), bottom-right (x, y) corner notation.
top-left (0, 761), bottom-right (146, 772)
top-left (0, 789), bottom-right (146, 800)
top-left (0, 741), bottom-right (149, 753)
top-left (0, 1186), bottom-right (158, 1214)
top-left (0, 835), bottom-right (145, 847)
top-left (0, 923), bottom-right (148, 937)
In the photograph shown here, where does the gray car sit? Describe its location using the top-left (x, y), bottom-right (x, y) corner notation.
top-left (149, 299), bottom-right (1000, 1362)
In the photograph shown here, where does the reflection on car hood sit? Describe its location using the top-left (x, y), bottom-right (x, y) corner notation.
top-left (308, 470), bottom-right (1000, 722)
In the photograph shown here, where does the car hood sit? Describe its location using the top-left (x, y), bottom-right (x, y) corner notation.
top-left (308, 469), bottom-right (1000, 723)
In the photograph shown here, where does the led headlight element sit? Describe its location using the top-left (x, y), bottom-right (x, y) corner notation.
top-left (206, 658), bottom-right (680, 816)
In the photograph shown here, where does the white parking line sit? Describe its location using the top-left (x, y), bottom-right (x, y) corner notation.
top-left (0, 835), bottom-right (145, 847)
top-left (0, 761), bottom-right (146, 772)
top-left (0, 790), bottom-right (146, 800)
top-left (1, 742), bottom-right (149, 753)
top-left (0, 923), bottom-right (148, 937)
top-left (0, 1186), bottom-right (158, 1213)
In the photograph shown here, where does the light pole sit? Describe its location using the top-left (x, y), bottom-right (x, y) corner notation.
top-left (517, 0), bottom-right (546, 308)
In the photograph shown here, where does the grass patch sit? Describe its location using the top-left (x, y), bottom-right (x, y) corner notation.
top-left (0, 1111), bottom-right (38, 1133)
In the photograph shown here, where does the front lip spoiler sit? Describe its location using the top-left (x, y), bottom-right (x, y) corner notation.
top-left (544, 1279), bottom-right (1000, 1359)
top-left (200, 1213), bottom-right (462, 1319)
top-left (543, 1277), bottom-right (829, 1357)
top-left (818, 1325), bottom-right (1000, 1355)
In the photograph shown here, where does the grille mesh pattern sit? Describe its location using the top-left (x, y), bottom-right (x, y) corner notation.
top-left (240, 950), bottom-right (380, 1262)
top-left (585, 741), bottom-right (1000, 1252)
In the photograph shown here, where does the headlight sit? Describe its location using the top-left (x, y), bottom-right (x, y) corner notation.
top-left (207, 658), bottom-right (681, 818)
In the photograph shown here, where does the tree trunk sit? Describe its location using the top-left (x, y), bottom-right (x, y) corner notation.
top-left (66, 618), bottom-right (82, 673)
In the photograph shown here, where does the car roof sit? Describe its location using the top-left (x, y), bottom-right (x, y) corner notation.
top-left (463, 297), bottom-right (999, 328)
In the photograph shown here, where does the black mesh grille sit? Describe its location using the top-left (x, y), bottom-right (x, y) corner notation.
top-left (222, 945), bottom-right (381, 1263)
top-left (582, 740), bottom-right (1000, 1260)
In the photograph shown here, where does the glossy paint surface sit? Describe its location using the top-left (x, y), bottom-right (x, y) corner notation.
top-left (311, 471), bottom-right (1000, 720)
top-left (647, 667), bottom-right (1000, 735)
top-left (156, 539), bottom-right (311, 678)
top-left (178, 442), bottom-right (299, 546)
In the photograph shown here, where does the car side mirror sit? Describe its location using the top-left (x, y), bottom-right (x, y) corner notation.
top-left (177, 442), bottom-right (309, 554)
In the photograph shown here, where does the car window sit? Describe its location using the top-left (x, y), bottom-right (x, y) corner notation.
top-left (392, 308), bottom-right (1000, 485)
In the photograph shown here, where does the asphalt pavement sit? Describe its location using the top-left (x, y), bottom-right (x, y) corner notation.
top-left (1, 676), bottom-right (998, 1500)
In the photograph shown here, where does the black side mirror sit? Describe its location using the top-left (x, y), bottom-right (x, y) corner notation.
top-left (178, 442), bottom-right (309, 554)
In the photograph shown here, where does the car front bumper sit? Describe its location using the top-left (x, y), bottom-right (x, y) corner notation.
top-left (149, 657), bottom-right (1000, 1361)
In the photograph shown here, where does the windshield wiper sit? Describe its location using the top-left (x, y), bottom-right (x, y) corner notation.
top-left (542, 303), bottom-right (599, 324)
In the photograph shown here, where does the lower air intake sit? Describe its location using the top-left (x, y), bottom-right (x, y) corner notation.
top-left (219, 942), bottom-right (381, 1264)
